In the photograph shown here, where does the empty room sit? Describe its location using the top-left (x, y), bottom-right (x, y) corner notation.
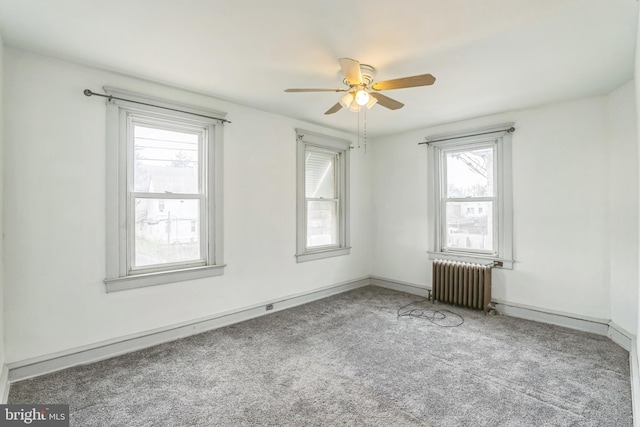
top-left (0, 0), bottom-right (638, 425)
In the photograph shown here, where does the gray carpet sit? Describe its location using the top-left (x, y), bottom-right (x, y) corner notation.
top-left (9, 286), bottom-right (632, 426)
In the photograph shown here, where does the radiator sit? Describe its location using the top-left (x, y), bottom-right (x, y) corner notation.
top-left (432, 259), bottom-right (492, 313)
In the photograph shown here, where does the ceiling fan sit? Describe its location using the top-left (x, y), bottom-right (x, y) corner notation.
top-left (284, 58), bottom-right (436, 115)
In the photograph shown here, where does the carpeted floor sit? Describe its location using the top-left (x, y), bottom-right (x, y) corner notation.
top-left (9, 286), bottom-right (632, 426)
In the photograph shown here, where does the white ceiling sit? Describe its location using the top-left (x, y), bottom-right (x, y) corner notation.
top-left (0, 0), bottom-right (637, 137)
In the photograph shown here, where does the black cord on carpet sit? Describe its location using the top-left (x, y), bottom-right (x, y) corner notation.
top-left (397, 298), bottom-right (464, 327)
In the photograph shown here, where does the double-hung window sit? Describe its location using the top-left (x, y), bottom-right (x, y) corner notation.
top-left (104, 88), bottom-right (226, 291)
top-left (427, 124), bottom-right (514, 268)
top-left (296, 129), bottom-right (351, 262)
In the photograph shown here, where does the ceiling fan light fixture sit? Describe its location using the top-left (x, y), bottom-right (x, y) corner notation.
top-left (284, 58), bottom-right (435, 115)
top-left (339, 92), bottom-right (354, 108)
top-left (355, 89), bottom-right (370, 106)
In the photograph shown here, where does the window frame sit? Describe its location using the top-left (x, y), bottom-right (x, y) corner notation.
top-left (295, 129), bottom-right (351, 262)
top-left (440, 141), bottom-right (497, 257)
top-left (128, 116), bottom-right (207, 274)
top-left (427, 123), bottom-right (514, 269)
top-left (104, 87), bottom-right (226, 292)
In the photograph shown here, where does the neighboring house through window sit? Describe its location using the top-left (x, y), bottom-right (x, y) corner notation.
top-left (104, 87), bottom-right (226, 291)
top-left (427, 123), bottom-right (514, 268)
top-left (296, 129), bottom-right (351, 262)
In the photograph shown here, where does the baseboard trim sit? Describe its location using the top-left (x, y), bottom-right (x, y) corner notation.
top-left (370, 276), bottom-right (429, 297)
top-left (0, 365), bottom-right (9, 404)
top-left (495, 302), bottom-right (636, 352)
top-left (608, 322), bottom-right (633, 352)
top-left (493, 300), bottom-right (610, 336)
top-left (630, 341), bottom-right (640, 427)
top-left (8, 276), bottom-right (370, 383)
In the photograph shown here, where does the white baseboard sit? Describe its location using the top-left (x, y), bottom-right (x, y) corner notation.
top-left (630, 341), bottom-right (640, 427)
top-left (483, 301), bottom-right (635, 353)
top-left (608, 322), bottom-right (634, 352)
top-left (8, 277), bottom-right (370, 383)
top-left (370, 276), bottom-right (429, 297)
top-left (493, 300), bottom-right (610, 336)
top-left (0, 365), bottom-right (9, 404)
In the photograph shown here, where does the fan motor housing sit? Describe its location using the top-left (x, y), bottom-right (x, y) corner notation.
top-left (343, 64), bottom-right (375, 87)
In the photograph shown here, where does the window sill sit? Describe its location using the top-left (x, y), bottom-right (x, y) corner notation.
top-left (296, 247), bottom-right (351, 263)
top-left (427, 251), bottom-right (513, 269)
top-left (104, 264), bottom-right (225, 292)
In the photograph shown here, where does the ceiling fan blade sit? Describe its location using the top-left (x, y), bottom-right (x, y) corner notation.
top-left (371, 74), bottom-right (436, 91)
top-left (285, 88), bottom-right (348, 92)
top-left (324, 102), bottom-right (343, 115)
top-left (369, 92), bottom-right (404, 110)
top-left (338, 58), bottom-right (363, 86)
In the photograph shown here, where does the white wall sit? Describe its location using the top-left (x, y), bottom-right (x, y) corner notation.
top-left (2, 48), bottom-right (371, 363)
top-left (607, 80), bottom-right (639, 335)
top-left (0, 34), bottom-right (5, 373)
top-left (371, 93), bottom-right (638, 327)
top-left (635, 0), bottom-right (640, 370)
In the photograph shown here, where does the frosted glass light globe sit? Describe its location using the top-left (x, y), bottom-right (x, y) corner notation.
top-left (355, 89), bottom-right (370, 106)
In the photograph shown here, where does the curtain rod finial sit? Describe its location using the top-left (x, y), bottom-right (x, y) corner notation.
top-left (83, 89), bottom-right (93, 97)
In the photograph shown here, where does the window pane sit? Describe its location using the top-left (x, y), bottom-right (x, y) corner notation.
top-left (305, 151), bottom-right (335, 199)
top-left (445, 201), bottom-right (493, 251)
top-left (134, 198), bottom-right (201, 267)
top-left (134, 125), bottom-right (199, 193)
top-left (445, 146), bottom-right (493, 197)
top-left (307, 200), bottom-right (337, 247)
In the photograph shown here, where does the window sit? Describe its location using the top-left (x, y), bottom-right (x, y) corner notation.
top-left (427, 124), bottom-right (514, 268)
top-left (296, 129), bottom-right (351, 262)
top-left (104, 87), bottom-right (226, 291)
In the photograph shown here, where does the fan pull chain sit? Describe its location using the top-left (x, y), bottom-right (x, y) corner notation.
top-left (354, 107), bottom-right (367, 153)
top-left (357, 107), bottom-right (361, 149)
top-left (364, 107), bottom-right (367, 154)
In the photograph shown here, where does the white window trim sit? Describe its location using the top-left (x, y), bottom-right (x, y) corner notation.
top-left (104, 87), bottom-right (226, 292)
top-left (295, 129), bottom-right (351, 262)
top-left (426, 123), bottom-right (514, 269)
